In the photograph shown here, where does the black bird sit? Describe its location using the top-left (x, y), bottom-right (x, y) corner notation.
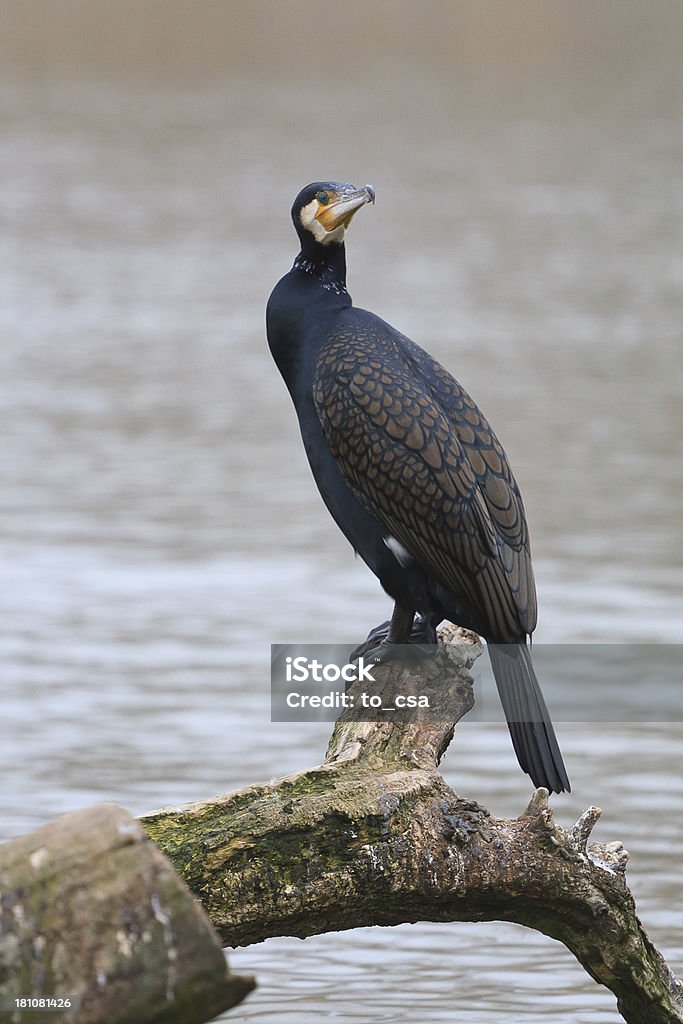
top-left (267, 181), bottom-right (570, 794)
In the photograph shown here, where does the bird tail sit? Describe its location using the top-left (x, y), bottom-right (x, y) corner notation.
top-left (488, 643), bottom-right (570, 794)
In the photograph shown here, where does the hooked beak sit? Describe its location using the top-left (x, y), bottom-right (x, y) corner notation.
top-left (316, 184), bottom-right (375, 232)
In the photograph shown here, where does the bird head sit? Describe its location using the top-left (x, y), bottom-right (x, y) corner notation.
top-left (291, 181), bottom-right (375, 247)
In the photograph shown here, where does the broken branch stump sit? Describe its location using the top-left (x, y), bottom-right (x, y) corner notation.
top-left (0, 803), bottom-right (254, 1023)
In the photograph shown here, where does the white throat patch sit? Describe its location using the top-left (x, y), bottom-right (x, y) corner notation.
top-left (299, 198), bottom-right (345, 245)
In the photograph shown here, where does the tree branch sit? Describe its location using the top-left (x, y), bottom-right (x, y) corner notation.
top-left (141, 627), bottom-right (683, 1024)
top-left (0, 804), bottom-right (254, 1023)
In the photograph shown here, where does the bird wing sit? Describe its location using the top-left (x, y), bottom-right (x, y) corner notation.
top-left (313, 327), bottom-right (536, 639)
top-left (401, 334), bottom-right (538, 633)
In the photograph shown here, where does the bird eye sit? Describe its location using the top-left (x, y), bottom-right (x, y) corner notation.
top-left (316, 191), bottom-right (330, 205)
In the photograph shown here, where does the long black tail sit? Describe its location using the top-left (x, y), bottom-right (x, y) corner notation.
top-left (488, 643), bottom-right (570, 794)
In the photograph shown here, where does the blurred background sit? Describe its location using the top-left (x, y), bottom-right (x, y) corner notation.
top-left (1, 1), bottom-right (681, 1020)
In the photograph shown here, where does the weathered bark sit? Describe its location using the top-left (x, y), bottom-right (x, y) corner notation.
top-left (0, 803), bottom-right (254, 1024)
top-left (142, 626), bottom-right (683, 1024)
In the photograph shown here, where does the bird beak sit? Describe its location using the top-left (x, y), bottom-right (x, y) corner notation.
top-left (316, 184), bottom-right (375, 232)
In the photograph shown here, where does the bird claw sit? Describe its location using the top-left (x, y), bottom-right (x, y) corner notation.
top-left (350, 614), bottom-right (439, 664)
top-left (350, 620), bottom-right (391, 660)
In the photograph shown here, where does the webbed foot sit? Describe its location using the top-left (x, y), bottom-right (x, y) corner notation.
top-left (350, 613), bottom-right (438, 664)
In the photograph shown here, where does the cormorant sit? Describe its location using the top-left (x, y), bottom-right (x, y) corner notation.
top-left (267, 181), bottom-right (570, 794)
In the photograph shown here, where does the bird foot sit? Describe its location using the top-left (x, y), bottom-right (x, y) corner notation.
top-left (350, 614), bottom-right (438, 664)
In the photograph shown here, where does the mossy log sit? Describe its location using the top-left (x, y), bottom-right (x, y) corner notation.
top-left (0, 803), bottom-right (254, 1024)
top-left (142, 627), bottom-right (683, 1024)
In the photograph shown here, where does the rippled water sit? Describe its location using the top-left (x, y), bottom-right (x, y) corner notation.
top-left (1, 3), bottom-right (682, 1021)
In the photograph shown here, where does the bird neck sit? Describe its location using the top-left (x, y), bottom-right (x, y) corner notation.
top-left (292, 239), bottom-right (348, 297)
